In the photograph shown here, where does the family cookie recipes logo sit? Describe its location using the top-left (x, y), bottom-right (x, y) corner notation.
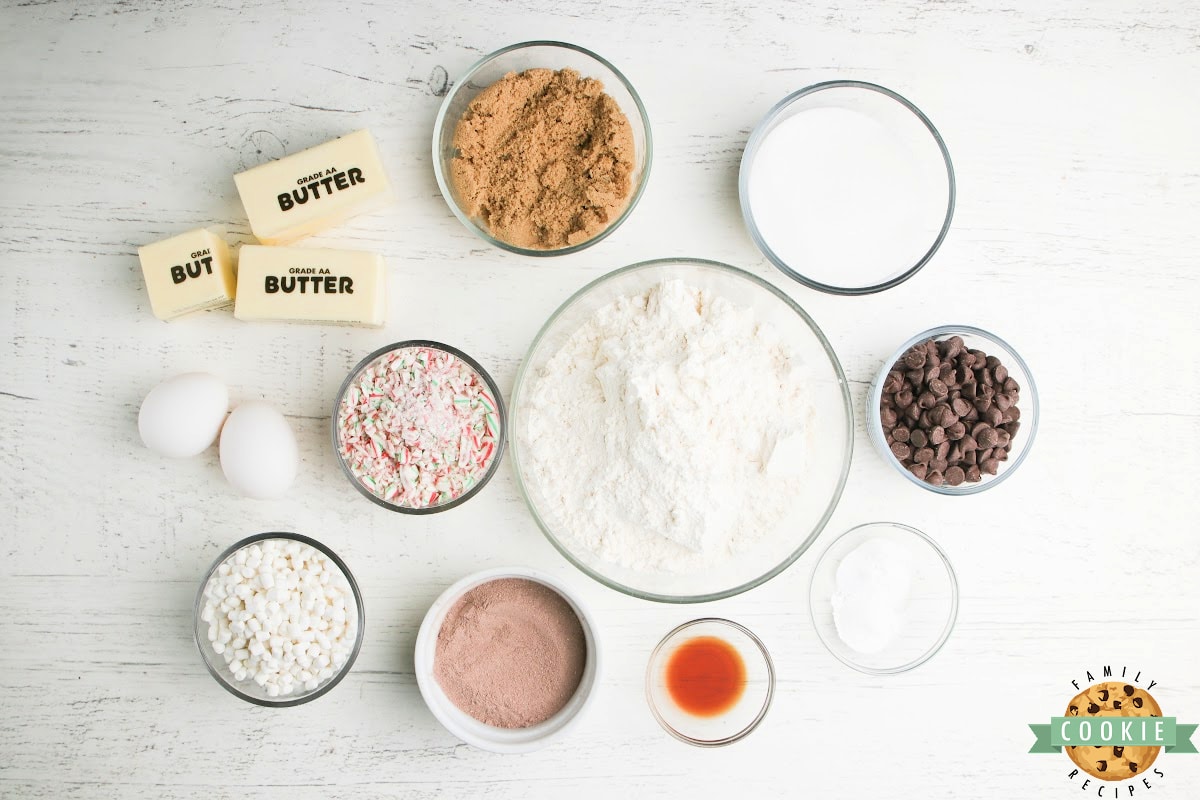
top-left (1028, 666), bottom-right (1196, 795)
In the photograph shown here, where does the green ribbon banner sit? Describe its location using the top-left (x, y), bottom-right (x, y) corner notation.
top-left (1029, 718), bottom-right (1198, 754)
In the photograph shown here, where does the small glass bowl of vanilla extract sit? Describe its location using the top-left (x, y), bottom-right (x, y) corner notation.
top-left (645, 618), bottom-right (775, 747)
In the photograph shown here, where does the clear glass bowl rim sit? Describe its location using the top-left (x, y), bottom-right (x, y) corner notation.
top-left (508, 257), bottom-right (854, 603)
top-left (738, 79), bottom-right (957, 295)
top-left (331, 339), bottom-right (508, 515)
top-left (431, 39), bottom-right (654, 257)
top-left (808, 521), bottom-right (959, 675)
top-left (192, 531), bottom-right (366, 707)
top-left (644, 617), bottom-right (776, 747)
top-left (866, 324), bottom-right (1039, 495)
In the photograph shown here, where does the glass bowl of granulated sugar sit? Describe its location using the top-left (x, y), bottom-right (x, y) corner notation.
top-left (739, 80), bottom-right (955, 295)
top-left (509, 258), bottom-right (854, 603)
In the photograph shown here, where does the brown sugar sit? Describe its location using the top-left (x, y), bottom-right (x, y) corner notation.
top-left (450, 68), bottom-right (636, 250)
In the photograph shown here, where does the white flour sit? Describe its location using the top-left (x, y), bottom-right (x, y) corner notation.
top-left (520, 280), bottom-right (812, 572)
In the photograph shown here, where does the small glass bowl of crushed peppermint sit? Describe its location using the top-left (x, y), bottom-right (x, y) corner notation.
top-left (867, 325), bottom-right (1039, 495)
top-left (332, 340), bottom-right (507, 514)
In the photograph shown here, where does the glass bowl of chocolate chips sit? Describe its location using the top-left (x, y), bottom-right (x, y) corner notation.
top-left (868, 325), bottom-right (1038, 494)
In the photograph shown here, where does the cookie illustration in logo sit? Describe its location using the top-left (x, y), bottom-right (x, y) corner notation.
top-left (1065, 682), bottom-right (1163, 780)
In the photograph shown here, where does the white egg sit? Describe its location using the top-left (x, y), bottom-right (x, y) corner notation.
top-left (138, 373), bottom-right (229, 458)
top-left (219, 401), bottom-right (298, 499)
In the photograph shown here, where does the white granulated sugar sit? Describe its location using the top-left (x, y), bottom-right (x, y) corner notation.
top-left (521, 279), bottom-right (813, 572)
top-left (747, 106), bottom-right (947, 289)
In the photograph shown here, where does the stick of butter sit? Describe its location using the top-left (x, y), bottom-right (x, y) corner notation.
top-left (233, 130), bottom-right (394, 245)
top-left (234, 245), bottom-right (387, 327)
top-left (137, 228), bottom-right (235, 321)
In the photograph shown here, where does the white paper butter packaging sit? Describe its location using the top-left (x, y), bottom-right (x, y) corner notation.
top-left (234, 245), bottom-right (387, 327)
top-left (233, 130), bottom-right (394, 245)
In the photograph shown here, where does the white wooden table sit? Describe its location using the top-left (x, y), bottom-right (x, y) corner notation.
top-left (3, 2), bottom-right (1199, 797)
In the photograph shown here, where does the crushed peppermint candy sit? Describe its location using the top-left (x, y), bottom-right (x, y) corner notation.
top-left (337, 345), bottom-right (501, 509)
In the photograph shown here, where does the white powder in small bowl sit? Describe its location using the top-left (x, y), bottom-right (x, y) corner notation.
top-left (520, 279), bottom-right (814, 573)
top-left (830, 537), bottom-right (914, 654)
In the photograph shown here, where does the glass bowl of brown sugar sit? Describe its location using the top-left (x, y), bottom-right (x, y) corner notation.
top-left (432, 41), bottom-right (653, 256)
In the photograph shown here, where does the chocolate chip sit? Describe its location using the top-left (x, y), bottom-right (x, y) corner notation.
top-left (1130, 762), bottom-right (1138, 773)
top-left (878, 337), bottom-right (1023, 488)
top-left (1098, 689), bottom-right (1109, 701)
top-left (976, 426), bottom-right (999, 448)
top-left (1133, 697), bottom-right (1143, 708)
top-left (1069, 705), bottom-right (1078, 715)
top-left (1112, 746), bottom-right (1123, 757)
top-left (1113, 700), bottom-right (1121, 709)
top-left (1123, 685), bottom-right (1135, 696)
top-left (1087, 703), bottom-right (1099, 714)
top-left (1096, 760), bottom-right (1107, 772)
top-left (937, 405), bottom-right (958, 427)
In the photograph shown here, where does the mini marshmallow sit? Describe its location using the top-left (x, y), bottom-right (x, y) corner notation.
top-left (201, 538), bottom-right (358, 698)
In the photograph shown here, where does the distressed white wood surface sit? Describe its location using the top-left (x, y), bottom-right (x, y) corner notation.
top-left (2, 1), bottom-right (1199, 797)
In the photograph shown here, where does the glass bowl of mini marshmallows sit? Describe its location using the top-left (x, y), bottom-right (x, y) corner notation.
top-left (193, 532), bottom-right (365, 707)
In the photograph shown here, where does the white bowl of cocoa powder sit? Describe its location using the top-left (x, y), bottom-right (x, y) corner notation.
top-left (414, 566), bottom-right (601, 753)
top-left (433, 41), bottom-right (652, 255)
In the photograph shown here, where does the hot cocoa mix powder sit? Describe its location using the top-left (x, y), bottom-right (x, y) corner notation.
top-left (433, 578), bottom-right (587, 728)
top-left (450, 68), bottom-right (635, 249)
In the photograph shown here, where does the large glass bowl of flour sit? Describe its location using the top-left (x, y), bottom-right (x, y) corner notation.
top-left (510, 258), bottom-right (853, 602)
